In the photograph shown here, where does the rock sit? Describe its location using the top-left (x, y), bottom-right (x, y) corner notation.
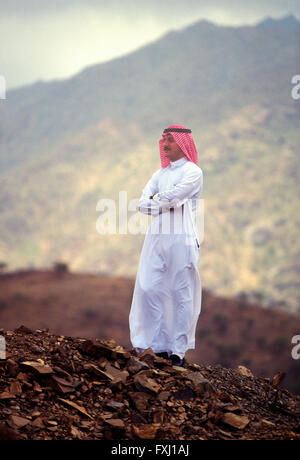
top-left (153, 409), bottom-right (165, 424)
top-left (271, 371), bottom-right (286, 389)
top-left (105, 363), bottom-right (129, 384)
top-left (138, 348), bottom-right (169, 367)
top-left (58, 398), bottom-right (93, 419)
top-left (105, 419), bottom-right (125, 429)
top-left (237, 365), bottom-right (254, 378)
top-left (14, 325), bottom-right (33, 334)
top-left (33, 381), bottom-right (42, 392)
top-left (8, 415), bottom-right (31, 428)
top-left (79, 339), bottom-right (115, 359)
top-left (47, 426), bottom-right (57, 432)
top-left (6, 359), bottom-right (19, 377)
top-left (52, 365), bottom-right (72, 379)
top-left (84, 362), bottom-right (128, 389)
top-left (172, 388), bottom-right (196, 401)
top-left (222, 413), bottom-right (250, 430)
top-left (112, 346), bottom-right (131, 360)
top-left (261, 418), bottom-right (276, 427)
top-left (157, 391), bottom-right (171, 401)
top-left (223, 404), bottom-right (241, 412)
top-left (46, 420), bottom-right (58, 426)
top-left (0, 422), bottom-right (20, 440)
top-left (9, 381), bottom-right (22, 395)
top-left (138, 348), bottom-right (157, 361)
top-left (0, 391), bottom-right (16, 400)
top-left (20, 360), bottom-right (53, 375)
top-left (48, 374), bottom-right (75, 393)
top-left (183, 372), bottom-right (214, 394)
top-left (133, 423), bottom-right (160, 439)
top-left (128, 391), bottom-right (151, 412)
top-left (1, 326), bottom-right (300, 440)
top-left (106, 401), bottom-right (125, 410)
top-left (83, 362), bottom-right (113, 380)
top-left (70, 425), bottom-right (83, 439)
top-left (31, 417), bottom-right (44, 428)
top-left (172, 366), bottom-right (188, 373)
top-left (126, 357), bottom-right (150, 374)
top-left (134, 370), bottom-right (161, 395)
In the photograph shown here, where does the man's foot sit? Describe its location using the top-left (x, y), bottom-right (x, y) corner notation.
top-left (170, 354), bottom-right (185, 367)
top-left (155, 352), bottom-right (169, 360)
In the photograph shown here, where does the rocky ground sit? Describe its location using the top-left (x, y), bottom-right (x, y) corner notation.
top-left (0, 325), bottom-right (299, 440)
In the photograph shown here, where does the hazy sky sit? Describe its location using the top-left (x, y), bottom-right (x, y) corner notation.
top-left (1, 0), bottom-right (299, 90)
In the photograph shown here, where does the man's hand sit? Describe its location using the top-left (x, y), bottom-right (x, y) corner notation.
top-left (149, 193), bottom-right (174, 212)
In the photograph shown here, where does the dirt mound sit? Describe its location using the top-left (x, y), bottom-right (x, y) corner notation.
top-left (0, 325), bottom-right (299, 440)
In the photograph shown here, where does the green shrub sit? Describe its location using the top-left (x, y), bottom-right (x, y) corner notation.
top-left (213, 313), bottom-right (229, 333)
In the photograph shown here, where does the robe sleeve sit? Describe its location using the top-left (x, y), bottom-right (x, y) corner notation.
top-left (152, 167), bottom-right (203, 210)
top-left (138, 170), bottom-right (161, 216)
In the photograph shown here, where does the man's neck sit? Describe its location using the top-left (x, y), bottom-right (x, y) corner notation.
top-left (171, 155), bottom-right (186, 162)
top-left (169, 156), bottom-right (188, 168)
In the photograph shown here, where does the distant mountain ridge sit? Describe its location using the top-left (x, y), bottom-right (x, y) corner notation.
top-left (0, 15), bottom-right (299, 312)
top-left (1, 14), bottom-right (299, 174)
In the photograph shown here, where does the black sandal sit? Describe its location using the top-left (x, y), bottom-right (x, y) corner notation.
top-left (170, 354), bottom-right (185, 366)
top-left (155, 352), bottom-right (169, 360)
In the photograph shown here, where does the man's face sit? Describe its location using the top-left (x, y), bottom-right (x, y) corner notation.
top-left (163, 133), bottom-right (186, 162)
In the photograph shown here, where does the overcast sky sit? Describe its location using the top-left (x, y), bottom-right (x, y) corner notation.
top-left (1, 0), bottom-right (299, 90)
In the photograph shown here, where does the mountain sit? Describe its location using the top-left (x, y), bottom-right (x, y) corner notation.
top-left (0, 269), bottom-right (299, 396)
top-left (0, 15), bottom-right (299, 312)
top-left (258, 14), bottom-right (299, 29)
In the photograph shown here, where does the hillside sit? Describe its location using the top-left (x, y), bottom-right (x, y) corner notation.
top-left (0, 15), bottom-right (300, 312)
top-left (0, 269), bottom-right (299, 396)
top-left (0, 326), bottom-right (299, 441)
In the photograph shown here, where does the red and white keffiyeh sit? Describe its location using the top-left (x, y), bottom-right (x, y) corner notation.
top-left (159, 124), bottom-right (198, 168)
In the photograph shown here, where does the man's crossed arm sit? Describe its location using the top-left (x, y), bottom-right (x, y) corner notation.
top-left (138, 167), bottom-right (203, 216)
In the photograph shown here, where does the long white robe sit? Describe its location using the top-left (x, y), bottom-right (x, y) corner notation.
top-left (129, 156), bottom-right (203, 358)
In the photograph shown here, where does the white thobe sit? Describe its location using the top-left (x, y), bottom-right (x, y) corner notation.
top-left (129, 156), bottom-right (203, 358)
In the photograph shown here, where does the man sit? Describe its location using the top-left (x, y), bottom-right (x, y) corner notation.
top-left (129, 124), bottom-right (203, 366)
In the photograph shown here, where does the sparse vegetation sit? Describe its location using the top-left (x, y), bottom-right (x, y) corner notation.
top-left (213, 313), bottom-right (229, 333)
top-left (271, 337), bottom-right (287, 353)
top-left (216, 343), bottom-right (242, 367)
top-left (83, 308), bottom-right (99, 320)
top-left (0, 262), bottom-right (7, 274)
top-left (198, 327), bottom-right (212, 338)
top-left (256, 336), bottom-right (267, 348)
top-left (13, 293), bottom-right (31, 302)
top-left (53, 262), bottom-right (69, 274)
